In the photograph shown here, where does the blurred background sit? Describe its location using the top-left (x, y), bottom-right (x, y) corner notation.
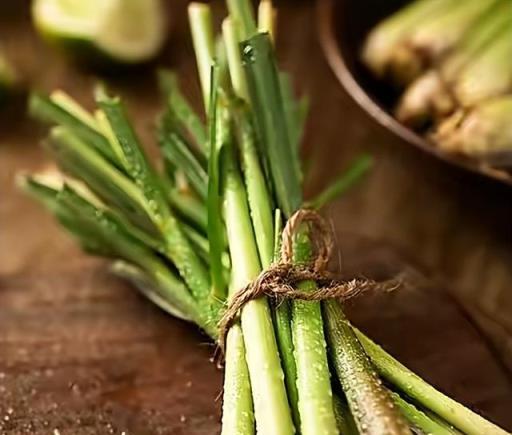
top-left (1, 0), bottom-right (512, 433)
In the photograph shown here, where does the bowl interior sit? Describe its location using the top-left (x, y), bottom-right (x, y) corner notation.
top-left (321, 0), bottom-right (512, 186)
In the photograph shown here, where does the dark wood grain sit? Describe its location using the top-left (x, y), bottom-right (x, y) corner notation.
top-left (1, 0), bottom-right (512, 433)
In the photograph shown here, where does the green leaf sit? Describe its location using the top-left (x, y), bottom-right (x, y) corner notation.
top-left (167, 188), bottom-right (208, 233)
top-left (111, 260), bottom-right (194, 322)
top-left (207, 65), bottom-right (227, 301)
top-left (242, 33), bottom-right (302, 217)
top-left (96, 89), bottom-right (211, 305)
top-left (158, 69), bottom-right (208, 153)
top-left (46, 126), bottom-right (157, 234)
top-left (233, 101), bottom-right (274, 268)
top-left (159, 117), bottom-right (208, 200)
top-left (226, 0), bottom-right (258, 40)
top-left (29, 92), bottom-right (119, 167)
top-left (306, 154), bottom-right (373, 210)
top-left (95, 89), bottom-right (172, 229)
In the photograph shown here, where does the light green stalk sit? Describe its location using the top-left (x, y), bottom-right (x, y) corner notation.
top-left (221, 140), bottom-right (294, 435)
top-left (167, 188), bottom-right (207, 233)
top-left (454, 23), bottom-right (512, 108)
top-left (355, 329), bottom-right (510, 435)
top-left (240, 29), bottom-right (337, 434)
top-left (434, 96), bottom-right (512, 156)
top-left (234, 105), bottom-right (274, 268)
top-left (96, 92), bottom-right (211, 303)
top-left (227, 0), bottom-right (258, 40)
top-left (272, 210), bottom-right (300, 428)
top-left (222, 322), bottom-right (255, 434)
top-left (223, 15), bottom-right (299, 428)
top-left (222, 18), bottom-right (249, 101)
top-left (292, 232), bottom-right (338, 435)
top-left (223, 11), bottom-right (274, 267)
top-left (396, 1), bottom-right (512, 127)
top-left (362, 0), bottom-right (459, 78)
top-left (391, 392), bottom-right (458, 435)
top-left (188, 3), bottom-right (215, 111)
top-left (258, 0), bottom-right (276, 42)
top-left (324, 301), bottom-right (410, 435)
top-left (332, 395), bottom-right (358, 435)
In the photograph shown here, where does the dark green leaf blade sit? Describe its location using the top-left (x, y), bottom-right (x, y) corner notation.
top-left (29, 92), bottom-right (119, 167)
top-left (306, 154), bottom-right (373, 210)
top-left (242, 33), bottom-right (302, 217)
top-left (207, 65), bottom-right (227, 301)
top-left (158, 69), bottom-right (208, 153)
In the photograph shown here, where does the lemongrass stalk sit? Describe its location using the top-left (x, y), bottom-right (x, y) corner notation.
top-left (227, 0), bottom-right (258, 40)
top-left (292, 231), bottom-right (338, 435)
top-left (167, 188), bottom-right (207, 233)
top-left (454, 24), bottom-right (512, 108)
top-left (97, 92), bottom-right (212, 303)
top-left (158, 70), bottom-right (209, 153)
top-left (222, 18), bottom-right (250, 102)
top-left (188, 3), bottom-right (215, 111)
top-left (258, 0), bottom-right (277, 42)
top-left (223, 14), bottom-right (274, 267)
top-left (111, 260), bottom-right (195, 323)
top-left (396, 1), bottom-right (512, 126)
top-left (403, 0), bottom-right (499, 64)
top-left (272, 210), bottom-right (300, 428)
top-left (324, 301), bottom-right (410, 434)
top-left (221, 139), bottom-right (294, 435)
top-left (234, 105), bottom-right (274, 267)
top-left (391, 392), bottom-right (458, 435)
top-left (332, 395), bottom-right (358, 435)
top-left (223, 14), bottom-right (299, 425)
top-left (440, 0), bottom-right (512, 83)
top-left (433, 96), bottom-right (512, 156)
top-left (241, 33), bottom-right (302, 217)
top-left (51, 90), bottom-right (99, 130)
top-left (355, 329), bottom-right (510, 435)
top-left (241, 30), bottom-right (337, 434)
top-left (388, 0), bottom-right (498, 85)
top-left (29, 93), bottom-right (118, 166)
top-left (222, 322), bottom-right (255, 435)
top-left (362, 0), bottom-right (458, 79)
top-left (395, 70), bottom-right (455, 127)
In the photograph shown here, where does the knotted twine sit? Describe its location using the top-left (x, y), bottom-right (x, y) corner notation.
top-left (217, 209), bottom-right (399, 355)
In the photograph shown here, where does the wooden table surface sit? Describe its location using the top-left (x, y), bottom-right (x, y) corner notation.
top-left (1, 1), bottom-right (512, 433)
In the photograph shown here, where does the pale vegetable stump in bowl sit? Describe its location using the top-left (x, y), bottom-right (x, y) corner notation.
top-left (318, 0), bottom-right (512, 186)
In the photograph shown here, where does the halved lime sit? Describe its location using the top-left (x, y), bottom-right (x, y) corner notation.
top-left (32, 0), bottom-right (167, 65)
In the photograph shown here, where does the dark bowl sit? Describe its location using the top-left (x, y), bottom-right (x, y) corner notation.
top-left (317, 0), bottom-right (512, 187)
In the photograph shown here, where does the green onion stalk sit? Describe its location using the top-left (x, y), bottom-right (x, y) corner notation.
top-left (21, 0), bottom-right (511, 434)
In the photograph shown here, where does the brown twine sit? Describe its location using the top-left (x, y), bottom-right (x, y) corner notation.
top-left (217, 209), bottom-right (399, 355)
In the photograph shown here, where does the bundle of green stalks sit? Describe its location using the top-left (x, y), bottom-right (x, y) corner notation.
top-left (363, 0), bottom-right (512, 161)
top-left (21, 1), bottom-right (510, 434)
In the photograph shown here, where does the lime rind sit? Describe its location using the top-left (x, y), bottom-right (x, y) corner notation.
top-left (33, 0), bottom-right (167, 64)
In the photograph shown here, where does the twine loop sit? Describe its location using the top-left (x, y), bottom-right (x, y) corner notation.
top-left (217, 209), bottom-right (398, 354)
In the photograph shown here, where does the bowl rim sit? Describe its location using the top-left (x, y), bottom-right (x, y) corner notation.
top-left (316, 0), bottom-right (512, 187)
